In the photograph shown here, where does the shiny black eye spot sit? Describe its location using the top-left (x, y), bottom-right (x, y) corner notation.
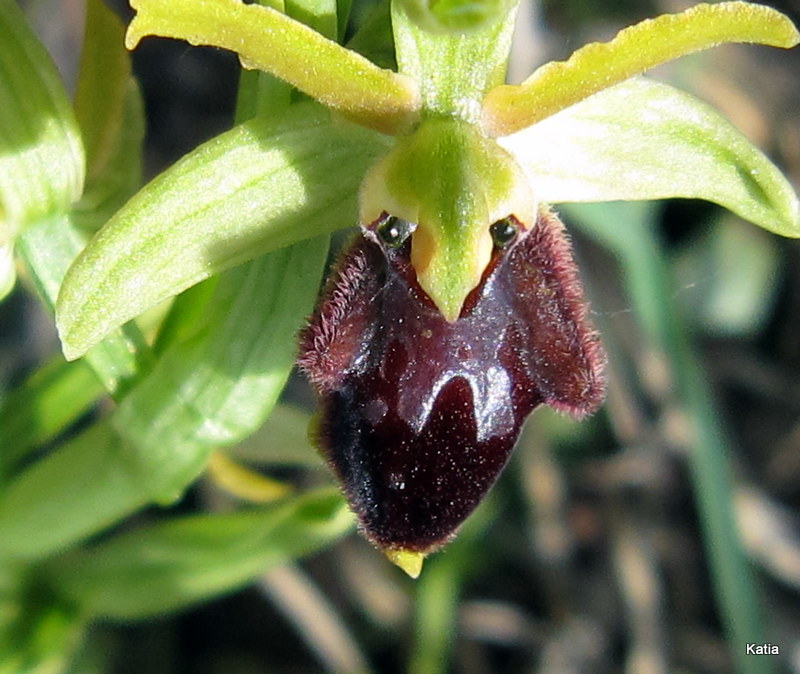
top-left (377, 215), bottom-right (415, 248)
top-left (489, 217), bottom-right (519, 248)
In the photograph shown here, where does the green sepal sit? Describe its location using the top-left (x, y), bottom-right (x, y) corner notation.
top-left (44, 488), bottom-right (352, 620)
top-left (501, 78), bottom-right (799, 237)
top-left (56, 104), bottom-right (391, 360)
top-left (391, 0), bottom-right (516, 120)
top-left (482, 1), bottom-right (800, 137)
top-left (0, 0), bottom-right (84, 235)
top-left (397, 0), bottom-right (516, 35)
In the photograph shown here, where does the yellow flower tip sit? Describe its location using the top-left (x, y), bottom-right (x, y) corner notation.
top-left (384, 548), bottom-right (425, 578)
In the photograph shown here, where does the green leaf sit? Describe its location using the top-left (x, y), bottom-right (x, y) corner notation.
top-left (391, 0), bottom-right (516, 120)
top-left (502, 78), bottom-right (799, 237)
top-left (56, 104), bottom-right (391, 360)
top-left (113, 237), bottom-right (329, 501)
top-left (0, 357), bottom-right (103, 477)
top-left (73, 0), bottom-right (138, 191)
top-left (72, 0), bottom-right (145, 232)
top-left (126, 0), bottom-right (420, 134)
top-left (0, 584), bottom-right (86, 674)
top-left (0, 422), bottom-right (145, 561)
top-left (45, 488), bottom-right (352, 619)
top-left (482, 1), bottom-right (799, 137)
top-left (0, 0), bottom-right (84, 235)
top-left (17, 216), bottom-right (151, 395)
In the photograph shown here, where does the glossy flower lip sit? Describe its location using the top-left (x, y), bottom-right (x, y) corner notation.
top-left (298, 209), bottom-right (605, 566)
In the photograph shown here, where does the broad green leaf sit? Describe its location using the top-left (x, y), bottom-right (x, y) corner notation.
top-left (0, 0), bottom-right (84, 234)
top-left (482, 2), bottom-right (799, 137)
top-left (391, 0), bottom-right (516, 120)
top-left (287, 0), bottom-right (337, 40)
top-left (46, 488), bottom-right (352, 619)
top-left (17, 216), bottom-right (151, 395)
top-left (126, 0), bottom-right (420, 134)
top-left (346, 0), bottom-right (396, 70)
top-left (113, 237), bottom-right (329, 501)
top-left (56, 104), bottom-right (391, 360)
top-left (502, 78), bottom-right (799, 237)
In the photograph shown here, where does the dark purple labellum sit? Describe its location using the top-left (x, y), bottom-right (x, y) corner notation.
top-left (298, 210), bottom-right (605, 558)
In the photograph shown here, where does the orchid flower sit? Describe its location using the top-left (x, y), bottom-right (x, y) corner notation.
top-left (49, 0), bottom-right (799, 578)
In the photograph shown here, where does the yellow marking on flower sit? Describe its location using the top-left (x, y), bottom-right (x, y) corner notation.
top-left (385, 548), bottom-right (425, 578)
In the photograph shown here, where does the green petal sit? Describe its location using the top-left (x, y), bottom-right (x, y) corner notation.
top-left (501, 78), bottom-right (799, 237)
top-left (0, 0), bottom-right (84, 234)
top-left (45, 489), bottom-right (352, 619)
top-left (56, 104), bottom-right (390, 360)
top-left (482, 2), bottom-right (799, 137)
top-left (126, 0), bottom-right (420, 134)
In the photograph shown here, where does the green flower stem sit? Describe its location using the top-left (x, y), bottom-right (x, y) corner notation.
top-left (567, 202), bottom-right (771, 674)
top-left (482, 2), bottom-right (799, 137)
top-left (126, 0), bottom-right (421, 134)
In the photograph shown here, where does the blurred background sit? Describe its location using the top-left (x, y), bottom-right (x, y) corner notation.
top-left (5, 0), bottom-right (800, 671)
